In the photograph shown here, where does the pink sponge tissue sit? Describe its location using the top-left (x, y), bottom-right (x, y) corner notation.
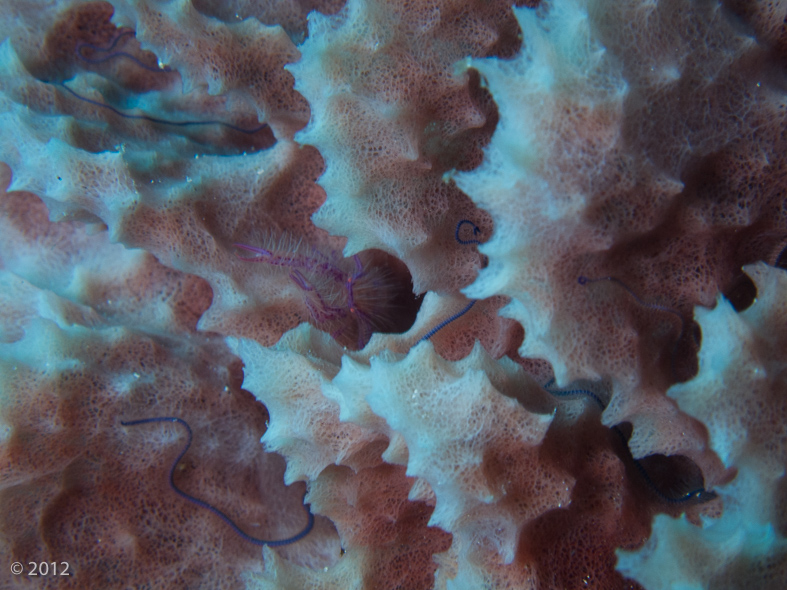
top-left (2, 0), bottom-right (787, 589)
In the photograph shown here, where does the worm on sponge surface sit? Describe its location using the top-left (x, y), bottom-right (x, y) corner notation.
top-left (2, 0), bottom-right (787, 589)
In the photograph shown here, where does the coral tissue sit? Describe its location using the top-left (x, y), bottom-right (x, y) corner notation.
top-left (1, 0), bottom-right (786, 589)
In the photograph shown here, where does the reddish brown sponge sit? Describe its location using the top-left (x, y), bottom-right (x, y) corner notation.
top-left (3, 0), bottom-right (787, 588)
top-left (0, 164), bottom-right (213, 335)
top-left (519, 417), bottom-right (654, 590)
top-left (191, 0), bottom-right (347, 44)
top-left (0, 311), bottom-right (339, 589)
top-left (29, 2), bottom-right (180, 93)
top-left (292, 0), bottom-right (525, 294)
top-left (305, 464), bottom-right (452, 590)
top-left (120, 0), bottom-right (309, 139)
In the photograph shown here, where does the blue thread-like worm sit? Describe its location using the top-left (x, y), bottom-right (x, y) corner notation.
top-left (120, 416), bottom-right (314, 547)
top-left (417, 300), bottom-right (476, 343)
top-left (610, 427), bottom-right (717, 505)
top-left (416, 219), bottom-right (485, 342)
top-left (577, 274), bottom-right (697, 381)
top-left (455, 219), bottom-right (482, 245)
top-left (543, 378), bottom-right (606, 410)
top-left (541, 380), bottom-right (715, 505)
top-left (76, 29), bottom-right (173, 74)
top-left (54, 83), bottom-right (269, 135)
top-left (577, 275), bottom-right (685, 329)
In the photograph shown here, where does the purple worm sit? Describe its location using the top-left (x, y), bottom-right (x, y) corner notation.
top-left (541, 380), bottom-right (714, 504)
top-left (120, 416), bottom-right (314, 547)
top-left (76, 28), bottom-right (173, 74)
top-left (54, 83), bottom-right (270, 136)
top-left (417, 219), bottom-right (484, 343)
top-left (455, 219), bottom-right (483, 245)
top-left (51, 33), bottom-right (267, 139)
top-left (577, 274), bottom-right (700, 381)
top-left (577, 275), bottom-right (685, 329)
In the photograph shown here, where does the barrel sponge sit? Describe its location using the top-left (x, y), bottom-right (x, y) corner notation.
top-left (0, 165), bottom-right (211, 335)
top-left (110, 0), bottom-right (308, 138)
top-left (617, 463), bottom-right (787, 590)
top-left (0, 77), bottom-right (318, 345)
top-left (6, 0), bottom-right (787, 588)
top-left (616, 264), bottom-right (787, 588)
top-left (455, 0), bottom-right (787, 392)
top-left (230, 326), bottom-right (453, 590)
top-left (227, 328), bottom-right (392, 483)
top-left (233, 323), bottom-right (623, 588)
top-left (190, 0), bottom-right (346, 45)
top-left (453, 0), bottom-right (787, 491)
top-left (247, 464), bottom-right (451, 590)
top-left (312, 332), bottom-right (662, 589)
top-left (507, 415), bottom-right (659, 590)
top-left (0, 26), bottom-right (341, 348)
top-left (724, 0), bottom-right (787, 60)
top-left (452, 0), bottom-right (636, 386)
top-left (360, 342), bottom-right (570, 565)
top-left (0, 277), bottom-right (336, 589)
top-left (290, 0), bottom-right (518, 293)
top-left (669, 263), bottom-right (787, 488)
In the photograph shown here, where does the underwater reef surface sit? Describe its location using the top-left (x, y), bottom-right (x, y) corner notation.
top-left (0, 0), bottom-right (786, 588)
